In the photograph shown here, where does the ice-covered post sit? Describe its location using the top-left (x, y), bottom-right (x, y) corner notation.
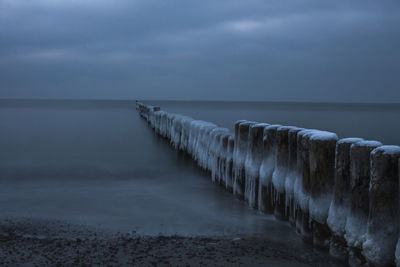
top-left (196, 123), bottom-right (216, 169)
top-left (397, 158), bottom-right (400, 267)
top-left (244, 123), bottom-right (269, 209)
top-left (148, 106), bottom-right (160, 126)
top-left (153, 111), bottom-right (160, 134)
top-left (170, 115), bottom-right (184, 150)
top-left (193, 122), bottom-right (207, 163)
top-left (157, 111), bottom-right (164, 135)
top-left (209, 128), bottom-right (230, 181)
top-left (217, 134), bottom-right (231, 186)
top-left (294, 129), bottom-right (317, 243)
top-left (166, 113), bottom-right (174, 140)
top-left (179, 117), bottom-right (193, 152)
top-left (272, 126), bottom-right (293, 220)
top-left (363, 146), bottom-right (400, 266)
top-left (187, 120), bottom-right (203, 157)
top-left (345, 140), bottom-right (382, 266)
top-left (225, 136), bottom-right (235, 193)
top-left (233, 121), bottom-right (255, 200)
top-left (308, 131), bottom-right (338, 249)
top-left (327, 138), bottom-right (363, 260)
top-left (258, 124), bottom-right (281, 213)
top-left (160, 112), bottom-right (168, 138)
top-left (285, 127), bottom-right (303, 226)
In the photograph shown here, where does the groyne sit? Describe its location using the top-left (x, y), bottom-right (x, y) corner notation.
top-left (136, 101), bottom-right (400, 266)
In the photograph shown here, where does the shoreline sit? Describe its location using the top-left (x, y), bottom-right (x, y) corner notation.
top-left (0, 218), bottom-right (342, 266)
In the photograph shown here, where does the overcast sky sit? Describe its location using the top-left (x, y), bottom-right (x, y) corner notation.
top-left (0, 0), bottom-right (399, 102)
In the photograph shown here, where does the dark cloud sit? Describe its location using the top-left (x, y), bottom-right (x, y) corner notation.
top-left (0, 0), bottom-right (399, 102)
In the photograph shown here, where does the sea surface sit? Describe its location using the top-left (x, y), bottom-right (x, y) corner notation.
top-left (0, 99), bottom-right (399, 238)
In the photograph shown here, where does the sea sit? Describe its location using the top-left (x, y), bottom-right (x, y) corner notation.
top-left (1, 99), bottom-right (399, 238)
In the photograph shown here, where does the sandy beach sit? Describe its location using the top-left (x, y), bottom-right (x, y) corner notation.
top-left (0, 218), bottom-right (343, 266)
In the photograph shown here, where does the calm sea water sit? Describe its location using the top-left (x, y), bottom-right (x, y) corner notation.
top-left (0, 99), bottom-right (399, 238)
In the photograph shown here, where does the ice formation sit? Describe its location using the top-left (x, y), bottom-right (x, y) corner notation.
top-left (345, 140), bottom-right (382, 264)
top-left (136, 101), bottom-right (400, 266)
top-left (293, 129), bottom-right (322, 242)
top-left (327, 137), bottom-right (364, 259)
top-left (363, 146), bottom-right (400, 266)
top-left (208, 128), bottom-right (230, 182)
top-left (224, 136), bottom-right (235, 192)
top-left (271, 126), bottom-right (293, 220)
top-left (244, 123), bottom-right (269, 209)
top-left (216, 133), bottom-right (232, 186)
top-left (284, 127), bottom-right (303, 226)
top-left (232, 121), bottom-right (255, 199)
top-left (258, 125), bottom-right (281, 213)
top-left (308, 131), bottom-right (338, 248)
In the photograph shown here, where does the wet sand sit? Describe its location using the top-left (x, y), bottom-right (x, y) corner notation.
top-left (0, 219), bottom-right (342, 266)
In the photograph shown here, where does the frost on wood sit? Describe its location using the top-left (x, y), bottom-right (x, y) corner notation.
top-left (272, 126), bottom-right (293, 220)
top-left (363, 146), bottom-right (400, 267)
top-left (224, 136), bottom-right (235, 192)
top-left (285, 127), bottom-right (303, 226)
top-left (258, 124), bottom-right (281, 213)
top-left (244, 123), bottom-right (269, 209)
top-left (327, 137), bottom-right (363, 259)
top-left (294, 129), bottom-right (319, 242)
top-left (345, 140), bottom-right (382, 265)
top-left (233, 121), bottom-right (255, 199)
top-left (308, 131), bottom-right (338, 248)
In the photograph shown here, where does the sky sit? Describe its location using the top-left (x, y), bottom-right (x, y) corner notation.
top-left (0, 0), bottom-right (399, 102)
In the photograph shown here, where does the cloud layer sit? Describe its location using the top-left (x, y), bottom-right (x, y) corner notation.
top-left (1, 0), bottom-right (399, 102)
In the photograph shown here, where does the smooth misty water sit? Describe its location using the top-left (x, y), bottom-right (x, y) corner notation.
top-left (0, 99), bottom-right (291, 239)
top-left (1, 99), bottom-right (399, 239)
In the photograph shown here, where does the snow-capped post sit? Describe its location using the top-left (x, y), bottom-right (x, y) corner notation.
top-left (153, 111), bottom-right (159, 132)
top-left (308, 131), bottom-right (338, 249)
top-left (258, 124), bottom-right (281, 213)
top-left (188, 120), bottom-right (203, 157)
top-left (327, 138), bottom-right (363, 260)
top-left (272, 126), bottom-right (292, 220)
top-left (232, 120), bottom-right (247, 167)
top-left (166, 113), bottom-right (174, 139)
top-left (157, 111), bottom-right (163, 135)
top-left (160, 112), bottom-right (168, 138)
top-left (244, 123), bottom-right (269, 209)
top-left (363, 146), bottom-right (400, 267)
top-left (285, 127), bottom-right (303, 227)
top-left (345, 140), bottom-right (382, 266)
top-left (397, 158), bottom-right (400, 267)
top-left (179, 117), bottom-right (193, 152)
top-left (294, 129), bottom-right (306, 234)
top-left (233, 121), bottom-right (255, 200)
top-left (295, 129), bottom-right (317, 243)
top-left (148, 106), bottom-right (160, 126)
top-left (141, 104), bottom-right (146, 119)
top-left (149, 108), bottom-right (155, 128)
top-left (224, 136), bottom-right (235, 192)
top-left (209, 129), bottom-right (222, 178)
top-left (201, 124), bottom-right (218, 170)
top-left (217, 133), bottom-right (231, 186)
top-left (171, 115), bottom-right (185, 150)
top-left (209, 128), bottom-right (230, 181)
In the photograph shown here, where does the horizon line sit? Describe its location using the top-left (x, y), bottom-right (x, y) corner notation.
top-left (0, 97), bottom-right (400, 105)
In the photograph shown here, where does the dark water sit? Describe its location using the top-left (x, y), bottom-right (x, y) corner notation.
top-left (0, 99), bottom-right (292, 240)
top-left (1, 99), bottom-right (398, 239)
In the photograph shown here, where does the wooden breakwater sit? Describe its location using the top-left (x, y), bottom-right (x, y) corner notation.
top-left (136, 101), bottom-right (400, 267)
